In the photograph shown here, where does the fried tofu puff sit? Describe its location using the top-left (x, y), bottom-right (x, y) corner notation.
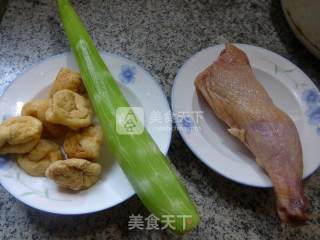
top-left (0, 126), bottom-right (9, 148)
top-left (0, 116), bottom-right (42, 154)
top-left (46, 89), bottom-right (93, 130)
top-left (17, 140), bottom-right (63, 176)
top-left (21, 99), bottom-right (66, 138)
top-left (64, 126), bottom-right (103, 161)
top-left (49, 68), bottom-right (86, 97)
top-left (46, 159), bottom-right (101, 191)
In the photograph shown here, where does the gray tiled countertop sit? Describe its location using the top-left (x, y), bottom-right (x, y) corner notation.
top-left (1, 0), bottom-right (320, 239)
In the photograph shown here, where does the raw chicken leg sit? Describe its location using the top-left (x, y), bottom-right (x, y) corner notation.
top-left (195, 44), bottom-right (308, 223)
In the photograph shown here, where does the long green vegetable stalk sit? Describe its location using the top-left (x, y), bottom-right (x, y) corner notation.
top-left (57, 0), bottom-right (199, 233)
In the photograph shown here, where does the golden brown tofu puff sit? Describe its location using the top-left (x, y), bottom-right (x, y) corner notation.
top-left (64, 126), bottom-right (103, 161)
top-left (21, 99), bottom-right (67, 138)
top-left (45, 159), bottom-right (101, 191)
top-left (46, 89), bottom-right (93, 130)
top-left (49, 68), bottom-right (86, 97)
top-left (0, 139), bottom-right (40, 155)
top-left (0, 116), bottom-right (42, 154)
top-left (17, 139), bottom-right (63, 176)
top-left (0, 125), bottom-right (9, 148)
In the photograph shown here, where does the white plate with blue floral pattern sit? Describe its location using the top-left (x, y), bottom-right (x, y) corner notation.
top-left (0, 52), bottom-right (172, 214)
top-left (172, 43), bottom-right (320, 187)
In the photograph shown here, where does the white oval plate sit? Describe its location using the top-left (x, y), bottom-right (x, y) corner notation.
top-left (172, 43), bottom-right (320, 187)
top-left (0, 52), bottom-right (172, 214)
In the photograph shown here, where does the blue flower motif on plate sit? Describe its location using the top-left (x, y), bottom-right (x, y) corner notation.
top-left (302, 89), bottom-right (319, 107)
top-left (181, 116), bottom-right (194, 134)
top-left (0, 157), bottom-right (10, 170)
top-left (1, 114), bottom-right (12, 122)
top-left (119, 65), bottom-right (137, 85)
top-left (307, 107), bottom-right (320, 126)
top-left (302, 88), bottom-right (320, 135)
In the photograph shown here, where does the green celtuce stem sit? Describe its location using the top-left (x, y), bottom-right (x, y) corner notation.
top-left (57, 0), bottom-right (199, 233)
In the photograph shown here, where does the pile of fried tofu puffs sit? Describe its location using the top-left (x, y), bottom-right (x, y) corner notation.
top-left (0, 68), bottom-right (104, 191)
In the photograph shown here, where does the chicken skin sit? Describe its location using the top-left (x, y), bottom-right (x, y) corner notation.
top-left (195, 44), bottom-right (308, 223)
